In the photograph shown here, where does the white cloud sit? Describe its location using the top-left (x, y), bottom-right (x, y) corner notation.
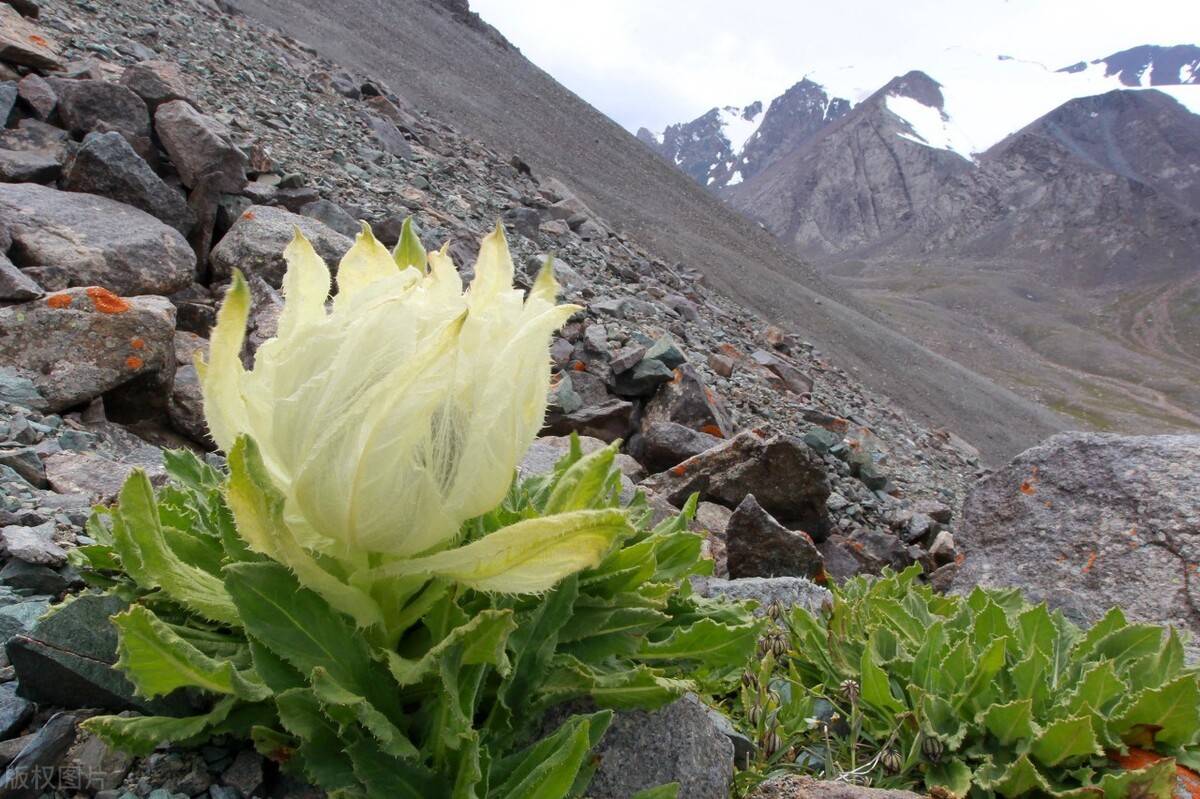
top-left (470, 0), bottom-right (1200, 131)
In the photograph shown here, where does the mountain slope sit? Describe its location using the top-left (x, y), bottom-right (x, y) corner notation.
top-left (223, 0), bottom-right (1069, 462)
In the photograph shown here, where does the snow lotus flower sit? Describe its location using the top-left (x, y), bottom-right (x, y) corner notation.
top-left (197, 220), bottom-right (626, 630)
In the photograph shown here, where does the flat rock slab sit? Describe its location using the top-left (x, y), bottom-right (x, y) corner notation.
top-left (749, 776), bottom-right (923, 798)
top-left (692, 575), bottom-right (831, 617)
top-left (0, 183), bottom-right (195, 295)
top-left (0, 286), bottom-right (175, 413)
top-left (0, 5), bottom-right (63, 70)
top-left (952, 432), bottom-right (1200, 660)
top-left (6, 592), bottom-right (194, 715)
top-left (0, 521), bottom-right (66, 566)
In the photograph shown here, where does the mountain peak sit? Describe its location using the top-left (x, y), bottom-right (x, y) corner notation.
top-left (879, 70), bottom-right (945, 109)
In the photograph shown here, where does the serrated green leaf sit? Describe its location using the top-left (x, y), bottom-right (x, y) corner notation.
top-left (224, 561), bottom-right (402, 724)
top-left (385, 609), bottom-right (517, 686)
top-left (1010, 647), bottom-right (1051, 713)
top-left (345, 730), bottom-right (446, 797)
top-left (911, 620), bottom-right (948, 692)
top-left (308, 667), bottom-right (419, 760)
top-left (110, 471), bottom-right (238, 624)
top-left (1113, 674), bottom-right (1200, 747)
top-left (975, 753), bottom-right (1050, 798)
top-left (275, 688), bottom-right (360, 790)
top-left (112, 605), bottom-right (268, 701)
top-left (638, 618), bottom-right (760, 668)
top-left (649, 531), bottom-right (707, 581)
top-left (491, 712), bottom-right (612, 799)
top-left (979, 699), bottom-right (1037, 747)
top-left (954, 635), bottom-right (1008, 715)
top-left (1056, 659), bottom-right (1125, 721)
top-left (1093, 756), bottom-right (1176, 799)
top-left (558, 605), bottom-right (671, 644)
top-left (920, 690), bottom-right (968, 749)
top-left (1031, 714), bottom-right (1102, 767)
top-left (162, 448), bottom-right (223, 492)
top-left (543, 443), bottom-right (618, 514)
top-left (925, 758), bottom-right (972, 796)
top-left (82, 696), bottom-right (238, 756)
top-left (860, 645), bottom-right (904, 714)
top-left (540, 655), bottom-right (690, 710)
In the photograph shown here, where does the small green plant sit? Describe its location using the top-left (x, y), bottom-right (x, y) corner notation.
top-left (726, 566), bottom-right (1200, 798)
top-left (69, 222), bottom-right (759, 798)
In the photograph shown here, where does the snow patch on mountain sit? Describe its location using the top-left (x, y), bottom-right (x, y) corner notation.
top-left (884, 94), bottom-right (973, 160)
top-left (810, 46), bottom-right (1198, 156)
top-left (717, 105), bottom-right (763, 153)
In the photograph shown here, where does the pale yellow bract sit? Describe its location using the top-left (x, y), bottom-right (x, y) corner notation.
top-left (195, 221), bottom-right (619, 612)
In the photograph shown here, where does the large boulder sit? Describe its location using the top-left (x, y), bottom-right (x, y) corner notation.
top-left (642, 430), bottom-right (832, 540)
top-left (951, 433), bottom-right (1200, 659)
top-left (119, 59), bottom-right (190, 111)
top-left (0, 5), bottom-right (62, 70)
top-left (0, 183), bottom-right (195, 295)
top-left (0, 287), bottom-right (175, 413)
top-left (0, 118), bottom-right (67, 183)
top-left (62, 131), bottom-right (193, 233)
top-left (642, 363), bottom-right (731, 437)
top-left (725, 495), bottom-right (824, 580)
top-left (583, 694), bottom-right (732, 799)
top-left (209, 204), bottom-right (352, 286)
top-left (154, 100), bottom-right (247, 193)
top-left (46, 78), bottom-right (153, 162)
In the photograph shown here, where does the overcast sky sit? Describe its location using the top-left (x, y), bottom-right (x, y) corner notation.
top-left (470, 0), bottom-right (1199, 132)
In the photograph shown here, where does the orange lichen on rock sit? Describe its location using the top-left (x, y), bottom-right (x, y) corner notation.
top-left (700, 424), bottom-right (725, 438)
top-left (242, 210), bottom-right (256, 220)
top-left (125, 356), bottom-right (144, 370)
top-left (130, 337), bottom-right (146, 350)
top-left (571, 361), bottom-right (586, 372)
top-left (1082, 550), bottom-right (1097, 574)
top-left (669, 463), bottom-right (688, 477)
top-left (1110, 748), bottom-right (1200, 798)
top-left (46, 294), bottom-right (72, 309)
top-left (28, 34), bottom-right (47, 47)
top-left (87, 287), bottom-right (130, 314)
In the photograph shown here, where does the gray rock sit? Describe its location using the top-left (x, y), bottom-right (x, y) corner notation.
top-left (641, 420), bottom-right (721, 473)
top-left (7, 593), bottom-right (194, 714)
top-left (0, 560), bottom-right (69, 596)
top-left (119, 60), bottom-right (190, 111)
top-left (0, 144), bottom-right (59, 182)
top-left (726, 495), bottom-right (824, 580)
top-left (645, 337), bottom-right (686, 369)
top-left (0, 287), bottom-right (175, 414)
top-left (0, 682), bottom-right (31, 739)
top-left (0, 183), bottom-right (195, 295)
top-left (154, 100), bottom-right (248, 193)
top-left (0, 448), bottom-right (44, 488)
top-left (542, 397), bottom-right (635, 444)
top-left (361, 113), bottom-right (411, 158)
top-left (952, 432), bottom-right (1200, 659)
top-left (642, 363), bottom-right (731, 437)
top-left (610, 356), bottom-right (673, 397)
top-left (43, 450), bottom-right (157, 504)
top-left (220, 750), bottom-right (263, 797)
top-left (63, 132), bottom-right (193, 233)
top-left (15, 74), bottom-right (54, 120)
top-left (299, 198), bottom-right (360, 238)
top-left (167, 363), bottom-right (207, 446)
top-left (209, 204), bottom-right (351, 286)
top-left (0, 597), bottom-right (48, 642)
top-left (749, 349), bottom-right (812, 396)
top-left (585, 694), bottom-right (732, 799)
top-left (0, 711), bottom-right (76, 799)
top-left (64, 727), bottom-right (134, 793)
top-left (0, 255), bottom-right (41, 301)
top-left (46, 78), bottom-right (153, 162)
top-left (0, 371), bottom-right (42, 411)
top-left (501, 206), bottom-right (540, 240)
top-left (0, 521), bottom-right (65, 566)
top-left (0, 6), bottom-right (62, 70)
top-left (0, 81), bottom-right (12, 126)
top-left (642, 431), bottom-right (832, 540)
top-left (691, 575), bottom-right (831, 617)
